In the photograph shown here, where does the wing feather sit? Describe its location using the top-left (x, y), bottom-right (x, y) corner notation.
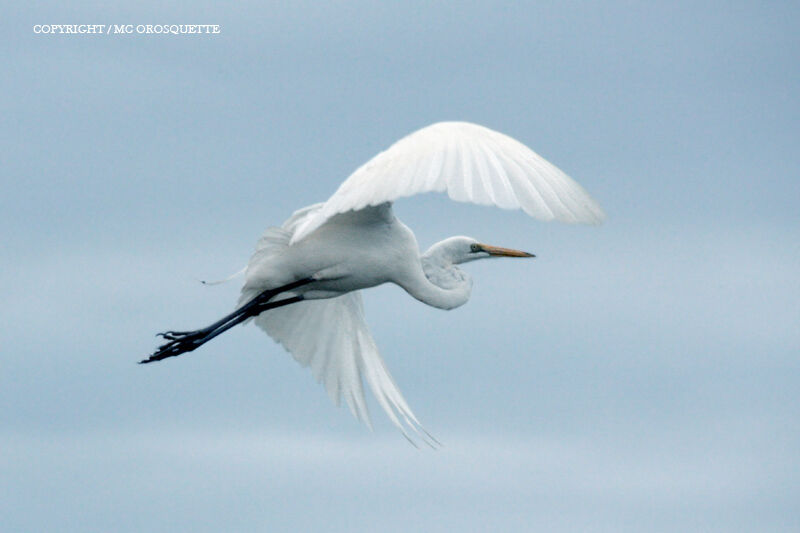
top-left (255, 292), bottom-right (433, 444)
top-left (245, 207), bottom-right (434, 444)
top-left (291, 121), bottom-right (604, 243)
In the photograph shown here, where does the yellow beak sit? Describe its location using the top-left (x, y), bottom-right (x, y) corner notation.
top-left (477, 243), bottom-right (535, 258)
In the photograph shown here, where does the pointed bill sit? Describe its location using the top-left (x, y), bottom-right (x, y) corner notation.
top-left (477, 243), bottom-right (535, 258)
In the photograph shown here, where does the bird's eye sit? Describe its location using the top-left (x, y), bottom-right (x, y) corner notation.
top-left (470, 243), bottom-right (481, 253)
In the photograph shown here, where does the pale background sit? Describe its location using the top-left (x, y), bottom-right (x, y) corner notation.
top-left (2, 2), bottom-right (798, 531)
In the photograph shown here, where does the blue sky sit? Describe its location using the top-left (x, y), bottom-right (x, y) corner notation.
top-left (2, 2), bottom-right (798, 531)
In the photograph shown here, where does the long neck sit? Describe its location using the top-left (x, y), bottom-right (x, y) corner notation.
top-left (397, 256), bottom-right (472, 311)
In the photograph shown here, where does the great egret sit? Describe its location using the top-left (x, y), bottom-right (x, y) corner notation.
top-left (141, 121), bottom-right (604, 444)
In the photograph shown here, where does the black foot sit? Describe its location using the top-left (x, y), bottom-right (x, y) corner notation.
top-left (140, 330), bottom-right (206, 364)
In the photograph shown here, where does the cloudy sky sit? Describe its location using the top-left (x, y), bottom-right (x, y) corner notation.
top-left (2, 2), bottom-right (798, 531)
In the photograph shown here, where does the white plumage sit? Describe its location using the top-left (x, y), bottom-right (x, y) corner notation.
top-left (291, 121), bottom-right (604, 244)
top-left (243, 204), bottom-right (431, 444)
top-left (144, 121), bottom-right (604, 445)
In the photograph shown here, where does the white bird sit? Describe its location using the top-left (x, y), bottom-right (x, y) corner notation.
top-left (141, 121), bottom-right (604, 444)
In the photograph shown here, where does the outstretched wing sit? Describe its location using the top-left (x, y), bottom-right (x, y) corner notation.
top-left (291, 121), bottom-right (605, 244)
top-left (243, 206), bottom-right (434, 445)
top-left (254, 292), bottom-right (433, 445)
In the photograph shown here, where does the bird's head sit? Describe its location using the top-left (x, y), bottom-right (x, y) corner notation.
top-left (425, 236), bottom-right (535, 265)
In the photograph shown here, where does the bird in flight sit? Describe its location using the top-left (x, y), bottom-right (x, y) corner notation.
top-left (141, 121), bottom-right (604, 445)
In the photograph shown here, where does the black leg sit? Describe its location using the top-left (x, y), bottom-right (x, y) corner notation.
top-left (139, 278), bottom-right (313, 364)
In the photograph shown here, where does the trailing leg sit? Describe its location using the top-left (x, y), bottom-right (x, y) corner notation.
top-left (139, 278), bottom-right (313, 364)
